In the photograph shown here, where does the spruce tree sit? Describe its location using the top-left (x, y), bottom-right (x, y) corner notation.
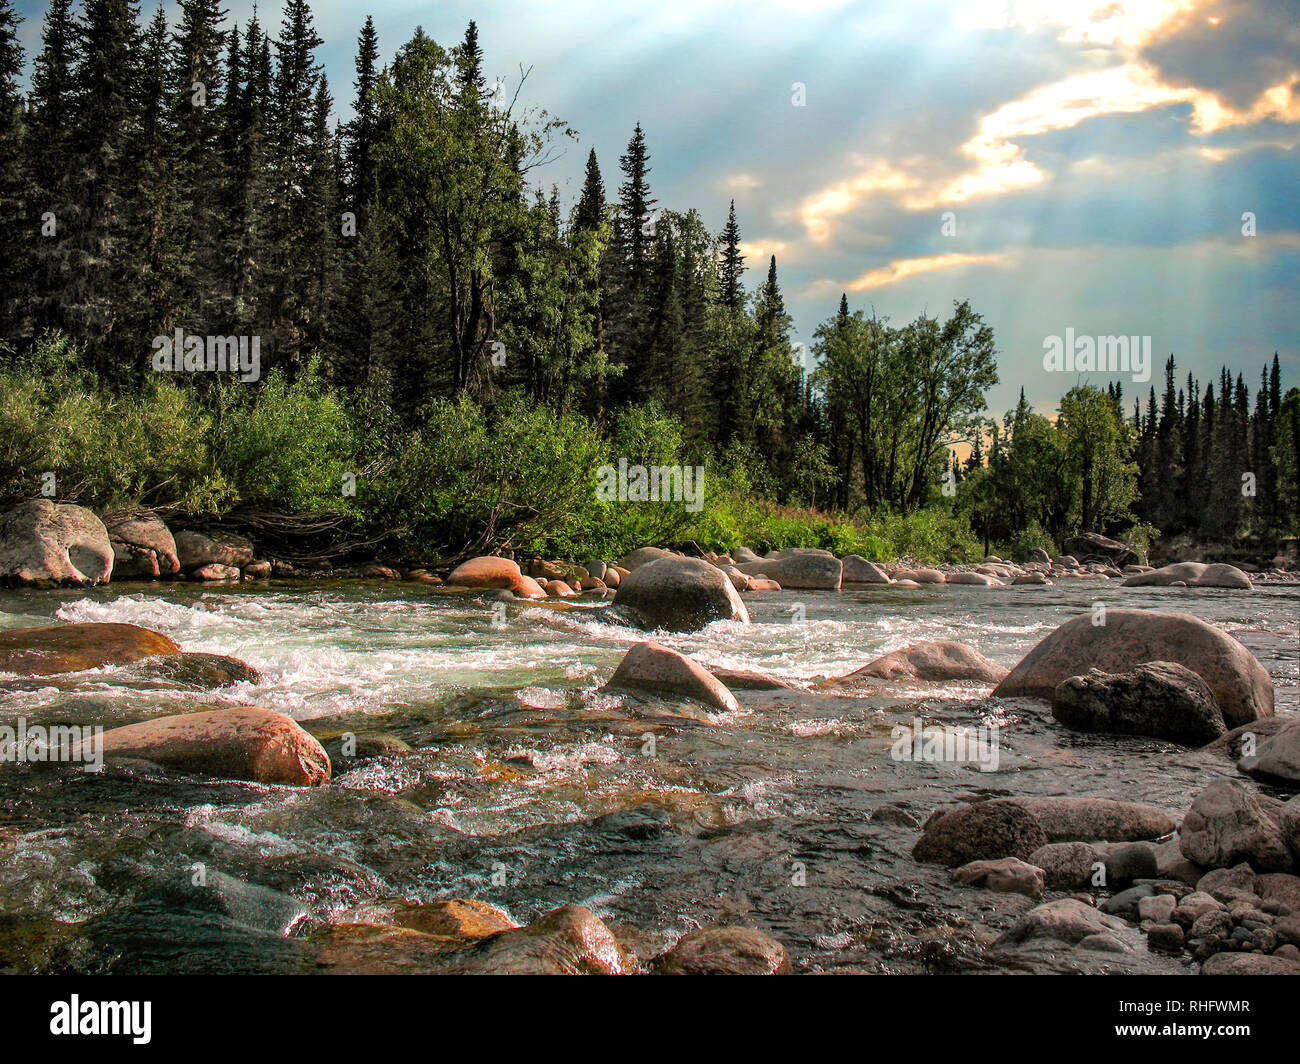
top-left (0, 0), bottom-right (28, 339)
top-left (718, 199), bottom-right (744, 310)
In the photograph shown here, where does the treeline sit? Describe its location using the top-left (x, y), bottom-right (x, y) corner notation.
top-left (0, 0), bottom-right (1294, 559)
top-left (1130, 356), bottom-right (1297, 543)
top-left (0, 0), bottom-right (995, 512)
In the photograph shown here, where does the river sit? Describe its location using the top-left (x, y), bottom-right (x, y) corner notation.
top-left (1, 580), bottom-right (1296, 973)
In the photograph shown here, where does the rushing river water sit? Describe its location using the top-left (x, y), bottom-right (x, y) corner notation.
top-left (1, 580), bottom-right (1297, 974)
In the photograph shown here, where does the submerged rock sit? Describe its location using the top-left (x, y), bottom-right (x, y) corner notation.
top-left (437, 904), bottom-right (632, 975)
top-left (707, 666), bottom-right (797, 691)
top-left (0, 622), bottom-right (179, 675)
top-left (388, 899), bottom-right (517, 939)
top-left (0, 500), bottom-right (113, 587)
top-left (992, 610), bottom-right (1273, 728)
top-left (832, 640), bottom-right (1007, 684)
top-left (1051, 661), bottom-right (1227, 744)
top-left (602, 642), bottom-right (740, 714)
top-left (653, 927), bottom-right (791, 974)
top-left (89, 706), bottom-right (331, 786)
top-left (612, 555), bottom-right (749, 632)
top-left (127, 652), bottom-right (261, 689)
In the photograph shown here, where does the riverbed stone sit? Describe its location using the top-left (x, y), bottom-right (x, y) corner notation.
top-left (653, 927), bottom-right (791, 974)
top-left (841, 555), bottom-right (891, 584)
top-left (603, 642), bottom-right (740, 714)
top-left (735, 549), bottom-right (843, 590)
top-left (612, 555), bottom-right (749, 632)
top-left (0, 500), bottom-right (113, 587)
top-left (1028, 842), bottom-right (1101, 889)
top-left (174, 529), bottom-right (254, 571)
top-left (1051, 661), bottom-right (1226, 744)
top-left (126, 652), bottom-right (261, 689)
top-left (1179, 780), bottom-right (1292, 872)
top-left (104, 508), bottom-right (180, 580)
top-left (1238, 718), bottom-right (1300, 788)
top-left (912, 800), bottom-right (1049, 866)
top-left (1200, 952), bottom-right (1300, 975)
top-left (88, 706), bottom-right (331, 786)
top-left (1101, 842), bottom-right (1159, 887)
top-left (438, 904), bottom-right (632, 975)
top-left (947, 571), bottom-right (1002, 587)
top-left (388, 899), bottom-right (517, 939)
top-left (1138, 894), bottom-right (1177, 924)
top-left (831, 640), bottom-right (1008, 684)
top-left (992, 610), bottom-right (1273, 728)
top-left (995, 898), bottom-right (1127, 947)
top-left (952, 857), bottom-right (1045, 898)
top-left (707, 666), bottom-right (797, 691)
top-left (618, 547), bottom-right (672, 571)
top-left (1005, 797), bottom-right (1176, 843)
top-left (0, 622), bottom-right (180, 675)
top-left (1122, 561), bottom-right (1254, 589)
top-left (447, 556), bottom-right (547, 600)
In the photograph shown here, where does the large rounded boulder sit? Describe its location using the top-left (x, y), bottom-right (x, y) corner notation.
top-left (992, 610), bottom-right (1273, 728)
top-left (602, 641), bottom-right (740, 713)
top-left (735, 548), bottom-right (842, 590)
top-left (829, 640), bottom-right (1007, 684)
top-left (91, 707), bottom-right (331, 786)
top-left (174, 529), bottom-right (255, 572)
top-left (612, 555), bottom-right (749, 632)
top-left (0, 500), bottom-right (113, 587)
top-left (1122, 561), bottom-right (1253, 589)
top-left (0, 622), bottom-right (180, 675)
top-left (446, 556), bottom-right (545, 599)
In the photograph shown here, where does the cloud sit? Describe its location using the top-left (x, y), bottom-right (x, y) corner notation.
top-left (846, 252), bottom-right (1007, 291)
top-left (1142, 0), bottom-right (1300, 110)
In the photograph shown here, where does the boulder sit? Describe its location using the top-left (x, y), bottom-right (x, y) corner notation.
top-left (438, 904), bottom-right (632, 975)
top-left (173, 529), bottom-right (255, 571)
top-left (1238, 719), bottom-right (1300, 788)
top-left (995, 898), bottom-right (1127, 947)
top-left (104, 508), bottom-right (180, 580)
top-left (192, 563), bottom-right (240, 581)
top-left (1013, 573), bottom-right (1051, 586)
top-left (947, 571), bottom-right (1002, 587)
top-left (0, 500), bottom-right (113, 587)
top-left (447, 556), bottom-right (545, 599)
top-left (388, 899), bottom-right (517, 939)
top-left (992, 610), bottom-right (1273, 728)
top-left (1200, 953), bottom-right (1300, 975)
top-left (912, 801), bottom-right (1049, 866)
top-left (1282, 796), bottom-right (1300, 865)
top-left (126, 652), bottom-right (261, 689)
top-left (1020, 548), bottom-right (1052, 566)
top-left (1050, 661), bottom-right (1227, 744)
top-left (1179, 779), bottom-right (1292, 872)
top-left (841, 555), bottom-right (891, 584)
top-left (653, 927), bottom-right (791, 975)
top-left (1195, 863), bottom-right (1259, 903)
top-left (1063, 532), bottom-right (1139, 567)
top-left (0, 622), bottom-right (179, 675)
top-left (707, 666), bottom-right (797, 691)
top-left (544, 579), bottom-right (577, 598)
top-left (87, 707), bottom-right (331, 786)
top-left (952, 857), bottom-right (1045, 898)
top-left (1122, 561), bottom-right (1253, 589)
top-left (735, 550), bottom-right (842, 590)
top-left (602, 642), bottom-right (740, 714)
top-left (831, 640), bottom-right (1007, 684)
top-left (618, 547), bottom-right (673, 571)
top-left (1006, 797), bottom-right (1176, 843)
top-left (612, 555), bottom-right (749, 632)
top-left (1100, 842), bottom-right (1159, 887)
top-left (1028, 842), bottom-right (1102, 890)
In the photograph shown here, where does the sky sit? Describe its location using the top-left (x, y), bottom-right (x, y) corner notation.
top-left (13, 0), bottom-right (1300, 418)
